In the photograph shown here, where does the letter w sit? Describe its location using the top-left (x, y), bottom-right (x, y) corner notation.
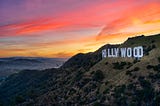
top-left (120, 48), bottom-right (126, 57)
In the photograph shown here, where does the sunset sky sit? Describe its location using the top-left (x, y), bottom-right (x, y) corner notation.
top-left (0, 0), bottom-right (160, 58)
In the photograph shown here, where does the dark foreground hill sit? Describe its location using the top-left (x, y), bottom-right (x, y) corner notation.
top-left (0, 34), bottom-right (160, 106)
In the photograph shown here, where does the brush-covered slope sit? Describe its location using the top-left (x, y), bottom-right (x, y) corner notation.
top-left (62, 44), bottom-right (119, 70)
top-left (0, 34), bottom-right (160, 106)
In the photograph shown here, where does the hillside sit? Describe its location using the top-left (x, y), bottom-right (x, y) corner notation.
top-left (0, 33), bottom-right (160, 106)
top-left (62, 44), bottom-right (119, 70)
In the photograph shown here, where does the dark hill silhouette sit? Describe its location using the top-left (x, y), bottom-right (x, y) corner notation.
top-left (0, 33), bottom-right (160, 106)
top-left (62, 44), bottom-right (119, 70)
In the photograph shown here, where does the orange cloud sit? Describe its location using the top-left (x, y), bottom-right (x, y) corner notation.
top-left (97, 2), bottom-right (160, 40)
top-left (0, 19), bottom-right (71, 36)
top-left (16, 21), bottom-right (70, 35)
top-left (0, 1), bottom-right (160, 58)
top-left (50, 52), bottom-right (74, 58)
top-left (0, 1), bottom-right (146, 37)
top-left (31, 34), bottom-right (97, 47)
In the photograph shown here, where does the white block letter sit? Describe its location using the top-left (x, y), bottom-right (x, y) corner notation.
top-left (133, 46), bottom-right (143, 58)
top-left (127, 48), bottom-right (132, 57)
top-left (114, 48), bottom-right (119, 57)
top-left (120, 48), bottom-right (126, 57)
top-left (102, 49), bottom-right (107, 58)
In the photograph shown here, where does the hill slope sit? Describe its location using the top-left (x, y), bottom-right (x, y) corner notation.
top-left (0, 33), bottom-right (160, 106)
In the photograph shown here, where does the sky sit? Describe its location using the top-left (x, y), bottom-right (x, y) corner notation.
top-left (0, 0), bottom-right (160, 58)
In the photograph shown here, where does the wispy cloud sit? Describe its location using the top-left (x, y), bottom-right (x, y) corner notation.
top-left (0, 0), bottom-right (160, 57)
top-left (97, 2), bottom-right (160, 40)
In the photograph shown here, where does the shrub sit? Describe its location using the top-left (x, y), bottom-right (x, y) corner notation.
top-left (146, 64), bottom-right (160, 71)
top-left (103, 88), bottom-right (110, 94)
top-left (138, 76), bottom-right (145, 81)
top-left (143, 45), bottom-right (156, 56)
top-left (153, 64), bottom-right (160, 71)
top-left (127, 83), bottom-right (135, 90)
top-left (114, 85), bottom-right (126, 98)
top-left (126, 62), bottom-right (132, 69)
top-left (138, 78), bottom-right (151, 89)
top-left (153, 94), bottom-right (160, 106)
top-left (147, 46), bottom-right (152, 52)
top-left (105, 81), bottom-right (109, 85)
top-left (105, 62), bottom-right (108, 65)
top-left (113, 62), bottom-right (127, 70)
top-left (158, 57), bottom-right (160, 63)
top-left (132, 75), bottom-right (137, 79)
top-left (146, 65), bottom-right (154, 69)
top-left (151, 40), bottom-right (155, 43)
top-left (90, 71), bottom-right (95, 75)
top-left (121, 62), bottom-right (127, 66)
top-left (126, 70), bottom-right (132, 76)
top-left (133, 67), bottom-right (140, 71)
top-left (152, 44), bottom-right (156, 49)
top-left (127, 62), bottom-right (132, 65)
top-left (74, 70), bottom-right (83, 81)
top-left (93, 70), bottom-right (104, 81)
top-left (133, 59), bottom-right (140, 64)
top-left (93, 102), bottom-right (102, 106)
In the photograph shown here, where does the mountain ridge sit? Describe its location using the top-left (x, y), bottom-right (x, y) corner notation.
top-left (0, 57), bottom-right (67, 78)
top-left (0, 33), bottom-right (160, 106)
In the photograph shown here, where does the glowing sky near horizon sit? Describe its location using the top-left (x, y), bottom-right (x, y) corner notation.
top-left (0, 0), bottom-right (160, 58)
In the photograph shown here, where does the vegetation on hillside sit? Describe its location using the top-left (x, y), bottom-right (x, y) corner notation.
top-left (0, 34), bottom-right (160, 106)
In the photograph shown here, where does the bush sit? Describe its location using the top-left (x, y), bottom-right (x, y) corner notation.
top-left (90, 71), bottom-right (95, 75)
top-left (93, 102), bottom-right (102, 106)
top-left (153, 94), bottom-right (160, 106)
top-left (138, 78), bottom-right (151, 88)
top-left (114, 85), bottom-right (126, 98)
top-left (103, 88), bottom-right (110, 94)
top-left (133, 67), bottom-right (140, 71)
top-left (105, 81), bottom-right (109, 85)
top-left (151, 40), bottom-right (155, 43)
top-left (75, 70), bottom-right (83, 81)
top-left (146, 65), bottom-right (154, 69)
top-left (144, 44), bottom-right (156, 56)
top-left (126, 70), bottom-right (132, 76)
top-left (133, 59), bottom-right (140, 64)
top-left (105, 62), bottom-right (108, 65)
top-left (113, 62), bottom-right (127, 70)
top-left (146, 64), bottom-right (160, 71)
top-left (152, 44), bottom-right (156, 49)
top-left (158, 57), bottom-right (160, 63)
top-left (153, 64), bottom-right (160, 71)
top-left (127, 83), bottom-right (135, 90)
top-left (93, 70), bottom-right (104, 81)
top-left (127, 62), bottom-right (132, 65)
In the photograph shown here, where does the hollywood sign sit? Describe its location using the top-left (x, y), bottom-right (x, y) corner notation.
top-left (102, 46), bottom-right (143, 58)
